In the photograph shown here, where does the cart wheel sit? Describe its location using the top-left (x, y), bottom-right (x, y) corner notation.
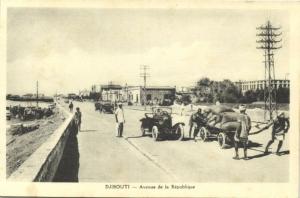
top-left (152, 126), bottom-right (159, 141)
top-left (199, 127), bottom-right (209, 141)
top-left (218, 132), bottom-right (228, 149)
top-left (176, 124), bottom-right (184, 141)
top-left (140, 125), bottom-right (146, 136)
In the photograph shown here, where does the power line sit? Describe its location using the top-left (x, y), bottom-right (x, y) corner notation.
top-left (256, 20), bottom-right (282, 121)
top-left (140, 65), bottom-right (150, 110)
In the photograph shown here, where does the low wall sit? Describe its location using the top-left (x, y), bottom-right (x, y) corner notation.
top-left (8, 110), bottom-right (76, 182)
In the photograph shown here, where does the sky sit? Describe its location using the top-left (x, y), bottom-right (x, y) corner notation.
top-left (7, 8), bottom-right (290, 95)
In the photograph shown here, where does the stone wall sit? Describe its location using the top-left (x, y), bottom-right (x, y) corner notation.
top-left (8, 111), bottom-right (76, 182)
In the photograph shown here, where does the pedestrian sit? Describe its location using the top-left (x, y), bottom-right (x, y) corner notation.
top-left (69, 101), bottom-right (74, 112)
top-left (264, 112), bottom-right (289, 155)
top-left (114, 103), bottom-right (125, 137)
top-left (189, 108), bottom-right (205, 139)
top-left (180, 102), bottom-right (185, 116)
top-left (75, 107), bottom-right (82, 131)
top-left (233, 104), bottom-right (251, 160)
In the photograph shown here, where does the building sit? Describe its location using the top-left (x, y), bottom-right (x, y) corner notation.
top-left (79, 89), bottom-right (90, 98)
top-left (91, 85), bottom-right (101, 93)
top-left (124, 86), bottom-right (176, 105)
top-left (235, 79), bottom-right (290, 93)
top-left (176, 86), bottom-right (194, 95)
top-left (90, 83), bottom-right (123, 101)
top-left (100, 84), bottom-right (123, 102)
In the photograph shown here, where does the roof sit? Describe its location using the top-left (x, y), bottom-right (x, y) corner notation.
top-left (101, 84), bottom-right (122, 90)
top-left (127, 86), bottom-right (175, 90)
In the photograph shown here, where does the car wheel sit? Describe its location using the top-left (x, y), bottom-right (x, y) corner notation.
top-left (176, 124), bottom-right (184, 141)
top-left (217, 132), bottom-right (228, 149)
top-left (199, 127), bottom-right (209, 141)
top-left (152, 126), bottom-right (159, 141)
top-left (140, 125), bottom-right (146, 136)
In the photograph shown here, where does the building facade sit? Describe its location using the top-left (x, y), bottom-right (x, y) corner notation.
top-left (124, 86), bottom-right (176, 105)
top-left (100, 84), bottom-right (123, 101)
top-left (235, 79), bottom-right (290, 93)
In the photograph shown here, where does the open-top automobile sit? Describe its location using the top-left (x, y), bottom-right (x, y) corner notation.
top-left (140, 106), bottom-right (185, 141)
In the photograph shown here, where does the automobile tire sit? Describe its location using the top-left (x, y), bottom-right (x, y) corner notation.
top-left (217, 132), bottom-right (228, 149)
top-left (176, 124), bottom-right (184, 141)
top-left (140, 125), bottom-right (146, 136)
top-left (199, 127), bottom-right (209, 141)
top-left (152, 126), bottom-right (159, 141)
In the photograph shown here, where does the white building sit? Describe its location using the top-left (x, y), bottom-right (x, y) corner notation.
top-left (124, 86), bottom-right (176, 105)
top-left (235, 79), bottom-right (290, 93)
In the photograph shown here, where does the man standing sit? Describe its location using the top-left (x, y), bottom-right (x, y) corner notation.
top-left (233, 105), bottom-right (251, 160)
top-left (75, 107), bottom-right (82, 131)
top-left (115, 103), bottom-right (125, 137)
top-left (264, 112), bottom-right (289, 155)
top-left (189, 108), bottom-right (205, 139)
top-left (69, 101), bottom-right (74, 112)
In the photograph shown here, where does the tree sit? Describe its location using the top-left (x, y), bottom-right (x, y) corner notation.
top-left (194, 77), bottom-right (241, 103)
top-left (277, 87), bottom-right (289, 103)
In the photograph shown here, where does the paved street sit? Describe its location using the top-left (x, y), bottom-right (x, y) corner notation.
top-left (73, 101), bottom-right (289, 182)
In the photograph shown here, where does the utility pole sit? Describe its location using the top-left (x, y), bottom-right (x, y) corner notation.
top-left (256, 20), bottom-right (282, 121)
top-left (140, 65), bottom-right (150, 110)
top-left (36, 81), bottom-right (39, 108)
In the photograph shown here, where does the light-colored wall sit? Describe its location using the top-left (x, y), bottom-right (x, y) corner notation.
top-left (8, 108), bottom-right (75, 182)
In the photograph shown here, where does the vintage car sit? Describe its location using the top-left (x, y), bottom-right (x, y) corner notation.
top-left (158, 99), bottom-right (173, 106)
top-left (140, 107), bottom-right (185, 141)
top-left (95, 101), bottom-right (114, 113)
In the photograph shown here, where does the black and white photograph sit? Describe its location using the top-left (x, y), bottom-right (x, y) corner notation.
top-left (1, 0), bottom-right (300, 197)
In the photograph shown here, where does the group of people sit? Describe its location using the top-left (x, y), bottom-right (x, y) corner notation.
top-left (69, 101), bottom-right (82, 131)
top-left (69, 99), bottom-right (289, 160)
top-left (68, 100), bottom-right (125, 137)
top-left (189, 104), bottom-right (289, 160)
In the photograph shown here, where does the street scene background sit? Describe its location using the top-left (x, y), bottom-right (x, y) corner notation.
top-left (6, 8), bottom-right (290, 183)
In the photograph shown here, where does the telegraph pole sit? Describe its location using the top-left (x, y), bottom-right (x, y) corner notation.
top-left (140, 65), bottom-right (150, 110)
top-left (256, 20), bottom-right (282, 121)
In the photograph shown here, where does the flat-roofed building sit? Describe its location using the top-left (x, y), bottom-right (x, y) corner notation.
top-left (124, 86), bottom-right (176, 105)
top-left (235, 79), bottom-right (290, 93)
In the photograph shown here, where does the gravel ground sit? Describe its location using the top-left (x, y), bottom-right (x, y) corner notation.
top-left (6, 108), bottom-right (67, 178)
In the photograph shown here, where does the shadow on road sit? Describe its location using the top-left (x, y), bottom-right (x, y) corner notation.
top-left (80, 129), bottom-right (98, 132)
top-left (247, 141), bottom-right (263, 149)
top-left (53, 126), bottom-right (80, 182)
top-left (127, 134), bottom-right (152, 139)
top-left (278, 150), bottom-right (290, 155)
top-left (249, 152), bottom-right (271, 159)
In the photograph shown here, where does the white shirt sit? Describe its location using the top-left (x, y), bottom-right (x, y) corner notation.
top-left (115, 108), bottom-right (125, 123)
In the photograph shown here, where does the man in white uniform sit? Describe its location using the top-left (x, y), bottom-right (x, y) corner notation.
top-left (115, 103), bottom-right (125, 137)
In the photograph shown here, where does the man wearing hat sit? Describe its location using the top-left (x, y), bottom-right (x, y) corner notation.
top-left (114, 103), bottom-right (125, 137)
top-left (233, 104), bottom-right (251, 160)
top-left (264, 112), bottom-right (289, 155)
